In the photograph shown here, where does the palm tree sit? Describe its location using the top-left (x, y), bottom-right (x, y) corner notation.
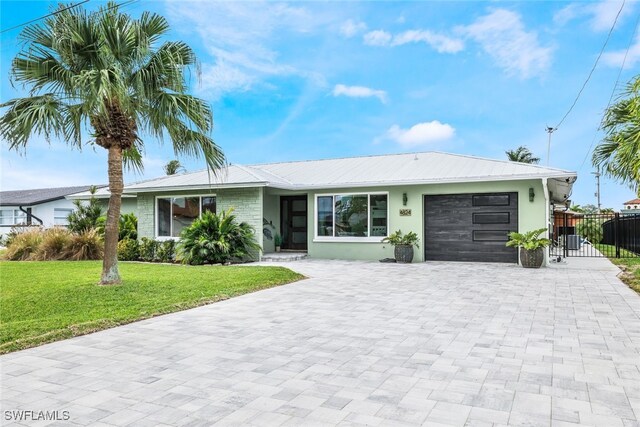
top-left (0, 3), bottom-right (224, 284)
top-left (164, 159), bottom-right (185, 175)
top-left (505, 146), bottom-right (540, 164)
top-left (593, 75), bottom-right (640, 191)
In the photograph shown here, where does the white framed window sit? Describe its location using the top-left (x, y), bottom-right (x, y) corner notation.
top-left (54, 208), bottom-right (74, 226)
top-left (0, 209), bottom-right (27, 226)
top-left (156, 195), bottom-right (216, 238)
top-left (314, 192), bottom-right (388, 242)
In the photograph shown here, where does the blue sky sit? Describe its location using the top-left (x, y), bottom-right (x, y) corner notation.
top-left (1, 0), bottom-right (638, 209)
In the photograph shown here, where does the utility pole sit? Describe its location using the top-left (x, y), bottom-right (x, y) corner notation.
top-left (592, 170), bottom-right (601, 213)
top-left (546, 127), bottom-right (556, 166)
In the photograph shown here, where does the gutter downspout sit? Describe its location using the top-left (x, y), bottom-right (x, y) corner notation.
top-left (19, 206), bottom-right (43, 226)
top-left (542, 178), bottom-right (550, 267)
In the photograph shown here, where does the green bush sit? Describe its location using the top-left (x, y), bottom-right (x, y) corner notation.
top-left (117, 238), bottom-right (140, 261)
top-left (139, 237), bottom-right (159, 262)
top-left (67, 188), bottom-right (102, 234)
top-left (157, 240), bottom-right (176, 263)
top-left (119, 213), bottom-right (138, 241)
top-left (576, 218), bottom-right (604, 244)
top-left (177, 209), bottom-right (261, 265)
top-left (96, 212), bottom-right (138, 241)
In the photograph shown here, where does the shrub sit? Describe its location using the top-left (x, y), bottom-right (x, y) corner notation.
top-left (157, 240), bottom-right (176, 263)
top-left (34, 227), bottom-right (72, 260)
top-left (3, 227), bottom-right (44, 260)
top-left (576, 218), bottom-right (604, 244)
top-left (139, 237), bottom-right (159, 262)
top-left (117, 238), bottom-right (140, 261)
top-left (119, 213), bottom-right (138, 241)
top-left (67, 188), bottom-right (102, 234)
top-left (178, 209), bottom-right (261, 265)
top-left (64, 229), bottom-right (104, 261)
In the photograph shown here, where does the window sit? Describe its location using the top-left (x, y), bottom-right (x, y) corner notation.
top-left (316, 193), bottom-right (388, 240)
top-left (0, 209), bottom-right (27, 226)
top-left (156, 196), bottom-right (216, 237)
top-left (54, 208), bottom-right (73, 226)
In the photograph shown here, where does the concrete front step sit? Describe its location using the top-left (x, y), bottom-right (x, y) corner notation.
top-left (261, 252), bottom-right (308, 262)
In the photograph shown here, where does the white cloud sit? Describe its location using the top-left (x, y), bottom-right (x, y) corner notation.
top-left (459, 9), bottom-right (552, 79)
top-left (554, 1), bottom-right (632, 32)
top-left (167, 1), bottom-right (332, 98)
top-left (340, 19), bottom-right (367, 38)
top-left (332, 84), bottom-right (387, 103)
top-left (392, 30), bottom-right (464, 53)
top-left (363, 30), bottom-right (393, 46)
top-left (381, 121), bottom-right (456, 147)
top-left (602, 32), bottom-right (640, 69)
top-left (363, 29), bottom-right (463, 53)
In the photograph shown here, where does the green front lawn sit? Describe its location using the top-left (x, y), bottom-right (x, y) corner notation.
top-left (0, 261), bottom-right (304, 354)
top-left (595, 244), bottom-right (640, 294)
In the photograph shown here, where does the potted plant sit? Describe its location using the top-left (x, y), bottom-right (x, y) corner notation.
top-left (505, 228), bottom-right (551, 268)
top-left (274, 233), bottom-right (282, 252)
top-left (383, 230), bottom-right (419, 263)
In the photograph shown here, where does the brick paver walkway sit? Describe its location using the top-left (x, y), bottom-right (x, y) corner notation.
top-left (2, 258), bottom-right (640, 426)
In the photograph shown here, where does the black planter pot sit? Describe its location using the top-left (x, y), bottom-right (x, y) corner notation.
top-left (394, 245), bottom-right (414, 263)
top-left (520, 247), bottom-right (544, 268)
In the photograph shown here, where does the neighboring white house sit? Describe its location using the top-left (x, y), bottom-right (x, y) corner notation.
top-left (623, 198), bottom-right (640, 211)
top-left (0, 186), bottom-right (102, 237)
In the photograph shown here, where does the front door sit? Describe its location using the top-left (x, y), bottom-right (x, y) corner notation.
top-left (280, 196), bottom-right (308, 250)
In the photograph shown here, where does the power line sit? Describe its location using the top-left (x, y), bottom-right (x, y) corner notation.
top-left (0, 1), bottom-right (90, 34)
top-left (579, 9), bottom-right (640, 172)
top-left (554, 0), bottom-right (627, 130)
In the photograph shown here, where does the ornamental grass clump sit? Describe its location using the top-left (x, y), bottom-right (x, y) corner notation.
top-left (3, 227), bottom-right (44, 260)
top-left (34, 227), bottom-right (72, 261)
top-left (178, 209), bottom-right (261, 265)
top-left (64, 229), bottom-right (104, 261)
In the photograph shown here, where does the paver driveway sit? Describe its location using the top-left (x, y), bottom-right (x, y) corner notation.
top-left (2, 258), bottom-right (640, 426)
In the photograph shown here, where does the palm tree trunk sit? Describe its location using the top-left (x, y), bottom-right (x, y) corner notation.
top-left (101, 146), bottom-right (123, 285)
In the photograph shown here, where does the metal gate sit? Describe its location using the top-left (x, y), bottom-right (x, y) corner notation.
top-left (551, 212), bottom-right (640, 258)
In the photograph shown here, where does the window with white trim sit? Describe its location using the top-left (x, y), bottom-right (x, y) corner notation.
top-left (0, 209), bottom-right (27, 226)
top-left (316, 193), bottom-right (388, 239)
top-left (54, 208), bottom-right (74, 226)
top-left (156, 196), bottom-right (216, 237)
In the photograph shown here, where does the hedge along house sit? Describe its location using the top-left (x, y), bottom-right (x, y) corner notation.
top-left (112, 152), bottom-right (577, 264)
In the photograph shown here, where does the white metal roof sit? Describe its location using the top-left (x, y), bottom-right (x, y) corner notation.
top-left (69, 151), bottom-right (578, 196)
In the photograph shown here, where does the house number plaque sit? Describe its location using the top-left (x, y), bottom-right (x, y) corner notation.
top-left (399, 209), bottom-right (412, 216)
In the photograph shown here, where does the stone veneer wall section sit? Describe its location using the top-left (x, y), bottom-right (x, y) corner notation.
top-left (137, 193), bottom-right (155, 238)
top-left (135, 188), bottom-right (264, 260)
top-left (217, 187), bottom-right (264, 261)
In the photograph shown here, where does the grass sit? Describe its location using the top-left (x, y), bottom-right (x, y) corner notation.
top-left (594, 243), bottom-right (640, 294)
top-left (0, 261), bottom-right (304, 354)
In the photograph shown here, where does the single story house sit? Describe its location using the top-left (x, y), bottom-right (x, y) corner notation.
top-left (0, 185), bottom-right (102, 236)
top-left (78, 151), bottom-right (576, 264)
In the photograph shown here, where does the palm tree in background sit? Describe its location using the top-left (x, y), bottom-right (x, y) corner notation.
top-left (164, 159), bottom-right (186, 175)
top-left (593, 75), bottom-right (640, 192)
top-left (0, 2), bottom-right (224, 284)
top-left (505, 146), bottom-right (540, 164)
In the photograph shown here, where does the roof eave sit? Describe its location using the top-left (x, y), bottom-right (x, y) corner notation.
top-left (124, 182), bottom-right (269, 194)
top-left (266, 173), bottom-right (578, 191)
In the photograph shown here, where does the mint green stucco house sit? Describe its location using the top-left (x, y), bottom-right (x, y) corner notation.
top-left (71, 152), bottom-right (577, 264)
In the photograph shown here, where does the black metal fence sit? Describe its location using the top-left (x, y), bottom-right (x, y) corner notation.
top-left (551, 212), bottom-right (640, 259)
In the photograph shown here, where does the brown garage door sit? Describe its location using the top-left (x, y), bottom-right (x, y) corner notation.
top-left (424, 193), bottom-right (519, 263)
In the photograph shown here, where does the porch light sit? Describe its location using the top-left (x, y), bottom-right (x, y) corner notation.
top-left (402, 193), bottom-right (408, 206)
top-left (529, 188), bottom-right (535, 202)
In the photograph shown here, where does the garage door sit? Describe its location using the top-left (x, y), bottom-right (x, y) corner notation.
top-left (424, 193), bottom-right (518, 263)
